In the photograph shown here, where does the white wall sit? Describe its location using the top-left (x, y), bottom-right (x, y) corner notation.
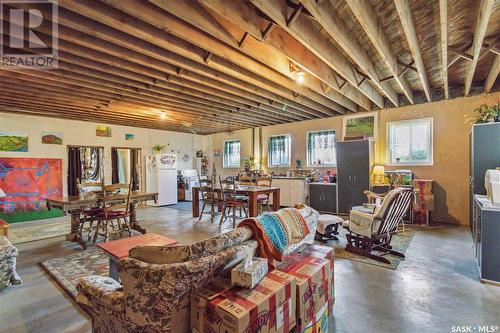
top-left (0, 112), bottom-right (207, 196)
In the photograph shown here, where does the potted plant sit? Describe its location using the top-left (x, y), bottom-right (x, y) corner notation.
top-left (151, 144), bottom-right (166, 154)
top-left (474, 103), bottom-right (500, 123)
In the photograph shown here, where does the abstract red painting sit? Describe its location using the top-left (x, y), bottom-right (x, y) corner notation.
top-left (0, 158), bottom-right (63, 222)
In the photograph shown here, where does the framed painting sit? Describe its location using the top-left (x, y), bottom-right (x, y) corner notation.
top-left (125, 133), bottom-right (134, 141)
top-left (342, 112), bottom-right (378, 140)
top-left (96, 125), bottom-right (112, 137)
top-left (0, 133), bottom-right (28, 152)
top-left (41, 132), bottom-right (63, 145)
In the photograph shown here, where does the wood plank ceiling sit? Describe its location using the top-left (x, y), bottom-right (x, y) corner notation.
top-left (0, 0), bottom-right (498, 134)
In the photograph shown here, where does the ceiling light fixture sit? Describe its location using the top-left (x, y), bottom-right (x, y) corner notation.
top-left (289, 61), bottom-right (306, 84)
top-left (160, 112), bottom-right (167, 120)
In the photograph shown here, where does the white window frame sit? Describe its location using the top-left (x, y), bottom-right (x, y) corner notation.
top-left (386, 117), bottom-right (433, 166)
top-left (223, 139), bottom-right (241, 168)
top-left (306, 129), bottom-right (337, 167)
top-left (267, 134), bottom-right (292, 168)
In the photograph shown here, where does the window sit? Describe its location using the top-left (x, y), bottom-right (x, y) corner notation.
top-left (268, 134), bottom-right (291, 167)
top-left (223, 140), bottom-right (240, 168)
top-left (387, 118), bottom-right (433, 165)
top-left (307, 130), bottom-right (336, 166)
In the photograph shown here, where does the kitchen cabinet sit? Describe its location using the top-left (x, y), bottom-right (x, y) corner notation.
top-left (271, 178), bottom-right (307, 207)
top-left (309, 183), bottom-right (337, 213)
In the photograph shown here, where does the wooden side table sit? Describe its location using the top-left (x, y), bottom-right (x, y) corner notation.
top-left (0, 219), bottom-right (9, 237)
top-left (97, 233), bottom-right (177, 281)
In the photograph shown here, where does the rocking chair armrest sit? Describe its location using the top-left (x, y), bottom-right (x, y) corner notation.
top-left (364, 190), bottom-right (388, 201)
top-left (349, 209), bottom-right (376, 227)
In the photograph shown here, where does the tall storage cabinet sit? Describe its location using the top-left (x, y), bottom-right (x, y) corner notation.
top-left (469, 123), bottom-right (500, 227)
top-left (337, 140), bottom-right (374, 214)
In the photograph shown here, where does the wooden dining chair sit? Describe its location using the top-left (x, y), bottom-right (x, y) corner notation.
top-left (93, 182), bottom-right (133, 243)
top-left (238, 175), bottom-right (254, 186)
top-left (198, 178), bottom-right (221, 223)
top-left (77, 179), bottom-right (104, 241)
top-left (220, 178), bottom-right (248, 227)
top-left (256, 177), bottom-right (273, 215)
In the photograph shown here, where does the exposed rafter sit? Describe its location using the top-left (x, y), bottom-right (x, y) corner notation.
top-left (439, 0), bottom-right (449, 99)
top-left (394, 0), bottom-right (432, 102)
top-left (346, 0), bottom-right (414, 104)
top-left (301, 0), bottom-right (399, 107)
top-left (249, 0), bottom-right (385, 108)
top-left (464, 0), bottom-right (495, 96)
top-left (484, 55), bottom-right (500, 93)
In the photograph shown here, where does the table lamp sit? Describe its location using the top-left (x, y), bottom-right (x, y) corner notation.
top-left (372, 165), bottom-right (385, 184)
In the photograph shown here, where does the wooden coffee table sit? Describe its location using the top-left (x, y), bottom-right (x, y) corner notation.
top-left (97, 233), bottom-right (177, 281)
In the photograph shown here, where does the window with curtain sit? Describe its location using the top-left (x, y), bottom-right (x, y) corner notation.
top-left (387, 118), bottom-right (433, 165)
top-left (223, 140), bottom-right (241, 168)
top-left (307, 130), bottom-right (336, 166)
top-left (268, 134), bottom-right (291, 167)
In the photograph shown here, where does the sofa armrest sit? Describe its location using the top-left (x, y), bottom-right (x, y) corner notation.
top-left (76, 275), bottom-right (124, 311)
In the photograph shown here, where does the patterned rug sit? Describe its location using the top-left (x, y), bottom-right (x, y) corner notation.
top-left (316, 225), bottom-right (416, 270)
top-left (40, 246), bottom-right (109, 298)
top-left (9, 218), bottom-right (70, 245)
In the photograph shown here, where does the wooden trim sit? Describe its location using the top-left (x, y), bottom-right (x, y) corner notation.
top-left (439, 0), bottom-right (449, 99)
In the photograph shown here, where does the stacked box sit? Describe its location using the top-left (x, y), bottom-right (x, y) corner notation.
top-left (276, 244), bottom-right (334, 332)
top-left (191, 272), bottom-right (296, 333)
top-left (412, 179), bottom-right (433, 194)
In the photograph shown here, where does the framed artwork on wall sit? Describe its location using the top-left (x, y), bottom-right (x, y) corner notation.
top-left (342, 112), bottom-right (378, 140)
top-left (0, 133), bottom-right (28, 152)
top-left (125, 133), bottom-right (134, 141)
top-left (41, 132), bottom-right (63, 145)
top-left (96, 125), bottom-right (112, 137)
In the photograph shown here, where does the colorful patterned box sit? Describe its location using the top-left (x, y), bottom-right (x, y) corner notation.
top-left (413, 179), bottom-right (433, 195)
top-left (191, 272), bottom-right (296, 333)
top-left (299, 303), bottom-right (329, 333)
top-left (276, 244), bottom-right (334, 332)
top-left (231, 257), bottom-right (268, 289)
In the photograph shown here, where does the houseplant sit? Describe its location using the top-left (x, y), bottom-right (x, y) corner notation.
top-left (151, 144), bottom-right (166, 154)
top-left (474, 103), bottom-right (500, 123)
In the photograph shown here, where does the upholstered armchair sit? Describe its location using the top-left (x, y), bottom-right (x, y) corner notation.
top-left (0, 236), bottom-right (22, 291)
top-left (343, 188), bottom-right (414, 263)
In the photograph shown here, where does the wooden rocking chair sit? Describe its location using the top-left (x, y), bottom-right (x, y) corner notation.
top-left (343, 187), bottom-right (414, 264)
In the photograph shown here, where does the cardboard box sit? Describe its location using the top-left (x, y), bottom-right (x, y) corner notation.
top-left (276, 244), bottom-right (334, 331)
top-left (413, 179), bottom-right (433, 195)
top-left (191, 272), bottom-right (296, 333)
top-left (297, 303), bottom-right (329, 333)
top-left (231, 257), bottom-right (268, 289)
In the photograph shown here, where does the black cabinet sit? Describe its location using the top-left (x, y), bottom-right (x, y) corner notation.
top-left (337, 140), bottom-right (374, 214)
top-left (469, 123), bottom-right (500, 227)
top-left (309, 183), bottom-right (337, 213)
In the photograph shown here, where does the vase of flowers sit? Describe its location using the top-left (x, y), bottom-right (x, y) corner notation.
top-left (474, 103), bottom-right (500, 123)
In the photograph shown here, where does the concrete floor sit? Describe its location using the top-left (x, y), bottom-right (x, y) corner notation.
top-left (0, 206), bottom-right (499, 333)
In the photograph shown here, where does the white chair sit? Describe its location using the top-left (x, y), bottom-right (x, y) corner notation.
top-left (343, 188), bottom-right (414, 264)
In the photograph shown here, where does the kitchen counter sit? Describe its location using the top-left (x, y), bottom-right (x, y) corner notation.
top-left (272, 176), bottom-right (308, 180)
top-left (309, 182), bottom-right (337, 186)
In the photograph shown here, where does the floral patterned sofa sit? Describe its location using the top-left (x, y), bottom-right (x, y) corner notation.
top-left (0, 235), bottom-right (22, 291)
top-left (76, 205), bottom-right (319, 333)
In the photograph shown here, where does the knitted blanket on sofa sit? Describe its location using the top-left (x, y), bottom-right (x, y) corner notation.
top-left (238, 208), bottom-right (309, 262)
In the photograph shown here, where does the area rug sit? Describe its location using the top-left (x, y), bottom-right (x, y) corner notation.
top-left (9, 218), bottom-right (70, 245)
top-left (317, 225), bottom-right (416, 270)
top-left (40, 246), bottom-right (108, 298)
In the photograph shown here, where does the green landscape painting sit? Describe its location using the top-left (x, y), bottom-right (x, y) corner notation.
top-left (344, 115), bottom-right (376, 139)
top-left (0, 133), bottom-right (28, 152)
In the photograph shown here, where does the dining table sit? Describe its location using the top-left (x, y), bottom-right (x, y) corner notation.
top-left (191, 185), bottom-right (280, 218)
top-left (46, 191), bottom-right (158, 249)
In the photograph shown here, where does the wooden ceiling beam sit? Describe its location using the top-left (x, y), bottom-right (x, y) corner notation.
top-left (249, 0), bottom-right (385, 108)
top-left (464, 0), bottom-right (495, 96)
top-left (8, 3), bottom-right (324, 121)
top-left (58, 0), bottom-right (342, 117)
top-left (394, 0), bottom-right (432, 102)
top-left (0, 70), bottom-right (271, 127)
top-left (301, 0), bottom-right (399, 106)
top-left (484, 55), bottom-right (500, 93)
top-left (199, 0), bottom-right (368, 111)
top-left (347, 0), bottom-right (414, 104)
top-left (438, 0), bottom-right (449, 99)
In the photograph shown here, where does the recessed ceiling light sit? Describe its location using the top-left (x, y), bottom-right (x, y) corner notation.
top-left (160, 112), bottom-right (167, 120)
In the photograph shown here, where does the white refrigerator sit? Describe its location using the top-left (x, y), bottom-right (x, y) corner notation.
top-left (146, 154), bottom-right (178, 206)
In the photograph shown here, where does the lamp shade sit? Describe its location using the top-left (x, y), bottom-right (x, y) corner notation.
top-left (372, 165), bottom-right (385, 176)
